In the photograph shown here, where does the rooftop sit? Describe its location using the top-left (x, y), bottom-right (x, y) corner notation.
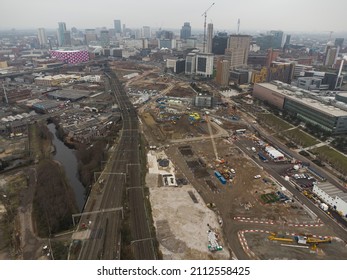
top-left (47, 89), bottom-right (90, 101)
top-left (257, 82), bottom-right (347, 117)
top-left (315, 182), bottom-right (347, 203)
top-left (336, 92), bottom-right (347, 98)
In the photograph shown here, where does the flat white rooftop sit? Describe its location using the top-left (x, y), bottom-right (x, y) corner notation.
top-left (257, 83), bottom-right (347, 117)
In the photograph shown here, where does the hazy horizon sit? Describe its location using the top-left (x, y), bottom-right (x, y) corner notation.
top-left (1, 0), bottom-right (347, 34)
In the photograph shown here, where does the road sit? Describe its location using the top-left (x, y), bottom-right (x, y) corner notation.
top-left (234, 140), bottom-right (347, 242)
top-left (75, 65), bottom-right (155, 260)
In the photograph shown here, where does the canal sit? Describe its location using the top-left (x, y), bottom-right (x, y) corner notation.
top-left (47, 123), bottom-right (85, 211)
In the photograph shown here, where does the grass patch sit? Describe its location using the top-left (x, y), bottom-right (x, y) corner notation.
top-left (285, 128), bottom-right (320, 148)
top-left (312, 146), bottom-right (347, 176)
top-left (257, 113), bottom-right (293, 131)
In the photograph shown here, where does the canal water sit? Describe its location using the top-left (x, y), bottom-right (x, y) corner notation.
top-left (47, 123), bottom-right (85, 211)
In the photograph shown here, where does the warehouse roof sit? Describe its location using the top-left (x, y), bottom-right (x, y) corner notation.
top-left (315, 182), bottom-right (347, 203)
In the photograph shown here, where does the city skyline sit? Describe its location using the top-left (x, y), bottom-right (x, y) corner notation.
top-left (1, 0), bottom-right (347, 33)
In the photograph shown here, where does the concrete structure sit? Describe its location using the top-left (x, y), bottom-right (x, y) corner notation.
top-left (253, 82), bottom-right (347, 134)
top-left (185, 53), bottom-right (197, 75)
top-left (216, 59), bottom-right (230, 86)
top-left (253, 83), bottom-right (286, 109)
top-left (266, 49), bottom-right (281, 67)
top-left (180, 22), bottom-right (191, 40)
top-left (193, 93), bottom-right (213, 108)
top-left (37, 28), bottom-right (47, 48)
top-left (114, 20), bottom-right (122, 34)
top-left (166, 57), bottom-right (185, 74)
top-left (312, 182), bottom-right (347, 217)
top-left (324, 43), bottom-right (338, 67)
top-left (206, 23), bottom-right (213, 53)
top-left (195, 53), bottom-right (214, 77)
top-left (293, 64), bottom-right (314, 78)
top-left (34, 74), bottom-right (80, 86)
top-left (230, 69), bottom-right (250, 85)
top-left (293, 77), bottom-right (329, 91)
top-left (225, 35), bottom-right (251, 68)
top-left (248, 52), bottom-right (267, 67)
top-left (49, 50), bottom-right (89, 64)
top-left (336, 92), bottom-right (347, 104)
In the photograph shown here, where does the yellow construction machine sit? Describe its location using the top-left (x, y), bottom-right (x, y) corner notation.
top-left (268, 232), bottom-right (293, 243)
top-left (268, 232), bottom-right (331, 245)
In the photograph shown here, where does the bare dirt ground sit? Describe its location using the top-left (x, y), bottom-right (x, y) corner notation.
top-left (147, 151), bottom-right (230, 260)
top-left (0, 169), bottom-right (47, 260)
top-left (124, 63), bottom-right (347, 259)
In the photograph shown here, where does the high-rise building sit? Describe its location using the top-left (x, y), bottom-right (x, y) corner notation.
top-left (37, 28), bottom-right (47, 48)
top-left (225, 35), bottom-right (252, 68)
top-left (114, 20), bottom-right (122, 34)
top-left (85, 29), bottom-right (97, 44)
top-left (335, 38), bottom-right (344, 49)
top-left (180, 22), bottom-right (191, 40)
top-left (57, 22), bottom-right (67, 47)
top-left (206, 23), bottom-right (213, 53)
top-left (324, 43), bottom-right (338, 67)
top-left (156, 30), bottom-right (174, 40)
top-left (196, 53), bottom-right (214, 77)
top-left (255, 34), bottom-right (273, 50)
top-left (142, 26), bottom-right (151, 39)
top-left (270, 30), bottom-right (284, 49)
top-left (212, 32), bottom-right (228, 55)
top-left (185, 53), bottom-right (197, 75)
top-left (216, 58), bottom-right (230, 86)
top-left (158, 39), bottom-right (175, 49)
top-left (100, 30), bottom-right (110, 47)
top-left (64, 31), bottom-right (71, 46)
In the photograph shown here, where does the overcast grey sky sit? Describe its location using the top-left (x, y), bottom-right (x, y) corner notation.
top-left (1, 0), bottom-right (347, 33)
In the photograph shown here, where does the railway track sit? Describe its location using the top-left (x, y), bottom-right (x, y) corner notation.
top-left (76, 65), bottom-right (155, 260)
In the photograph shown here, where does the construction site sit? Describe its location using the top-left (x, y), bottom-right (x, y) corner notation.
top-left (116, 60), bottom-right (347, 260)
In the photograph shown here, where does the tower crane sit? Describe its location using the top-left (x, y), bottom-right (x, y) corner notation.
top-left (202, 2), bottom-right (215, 53)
